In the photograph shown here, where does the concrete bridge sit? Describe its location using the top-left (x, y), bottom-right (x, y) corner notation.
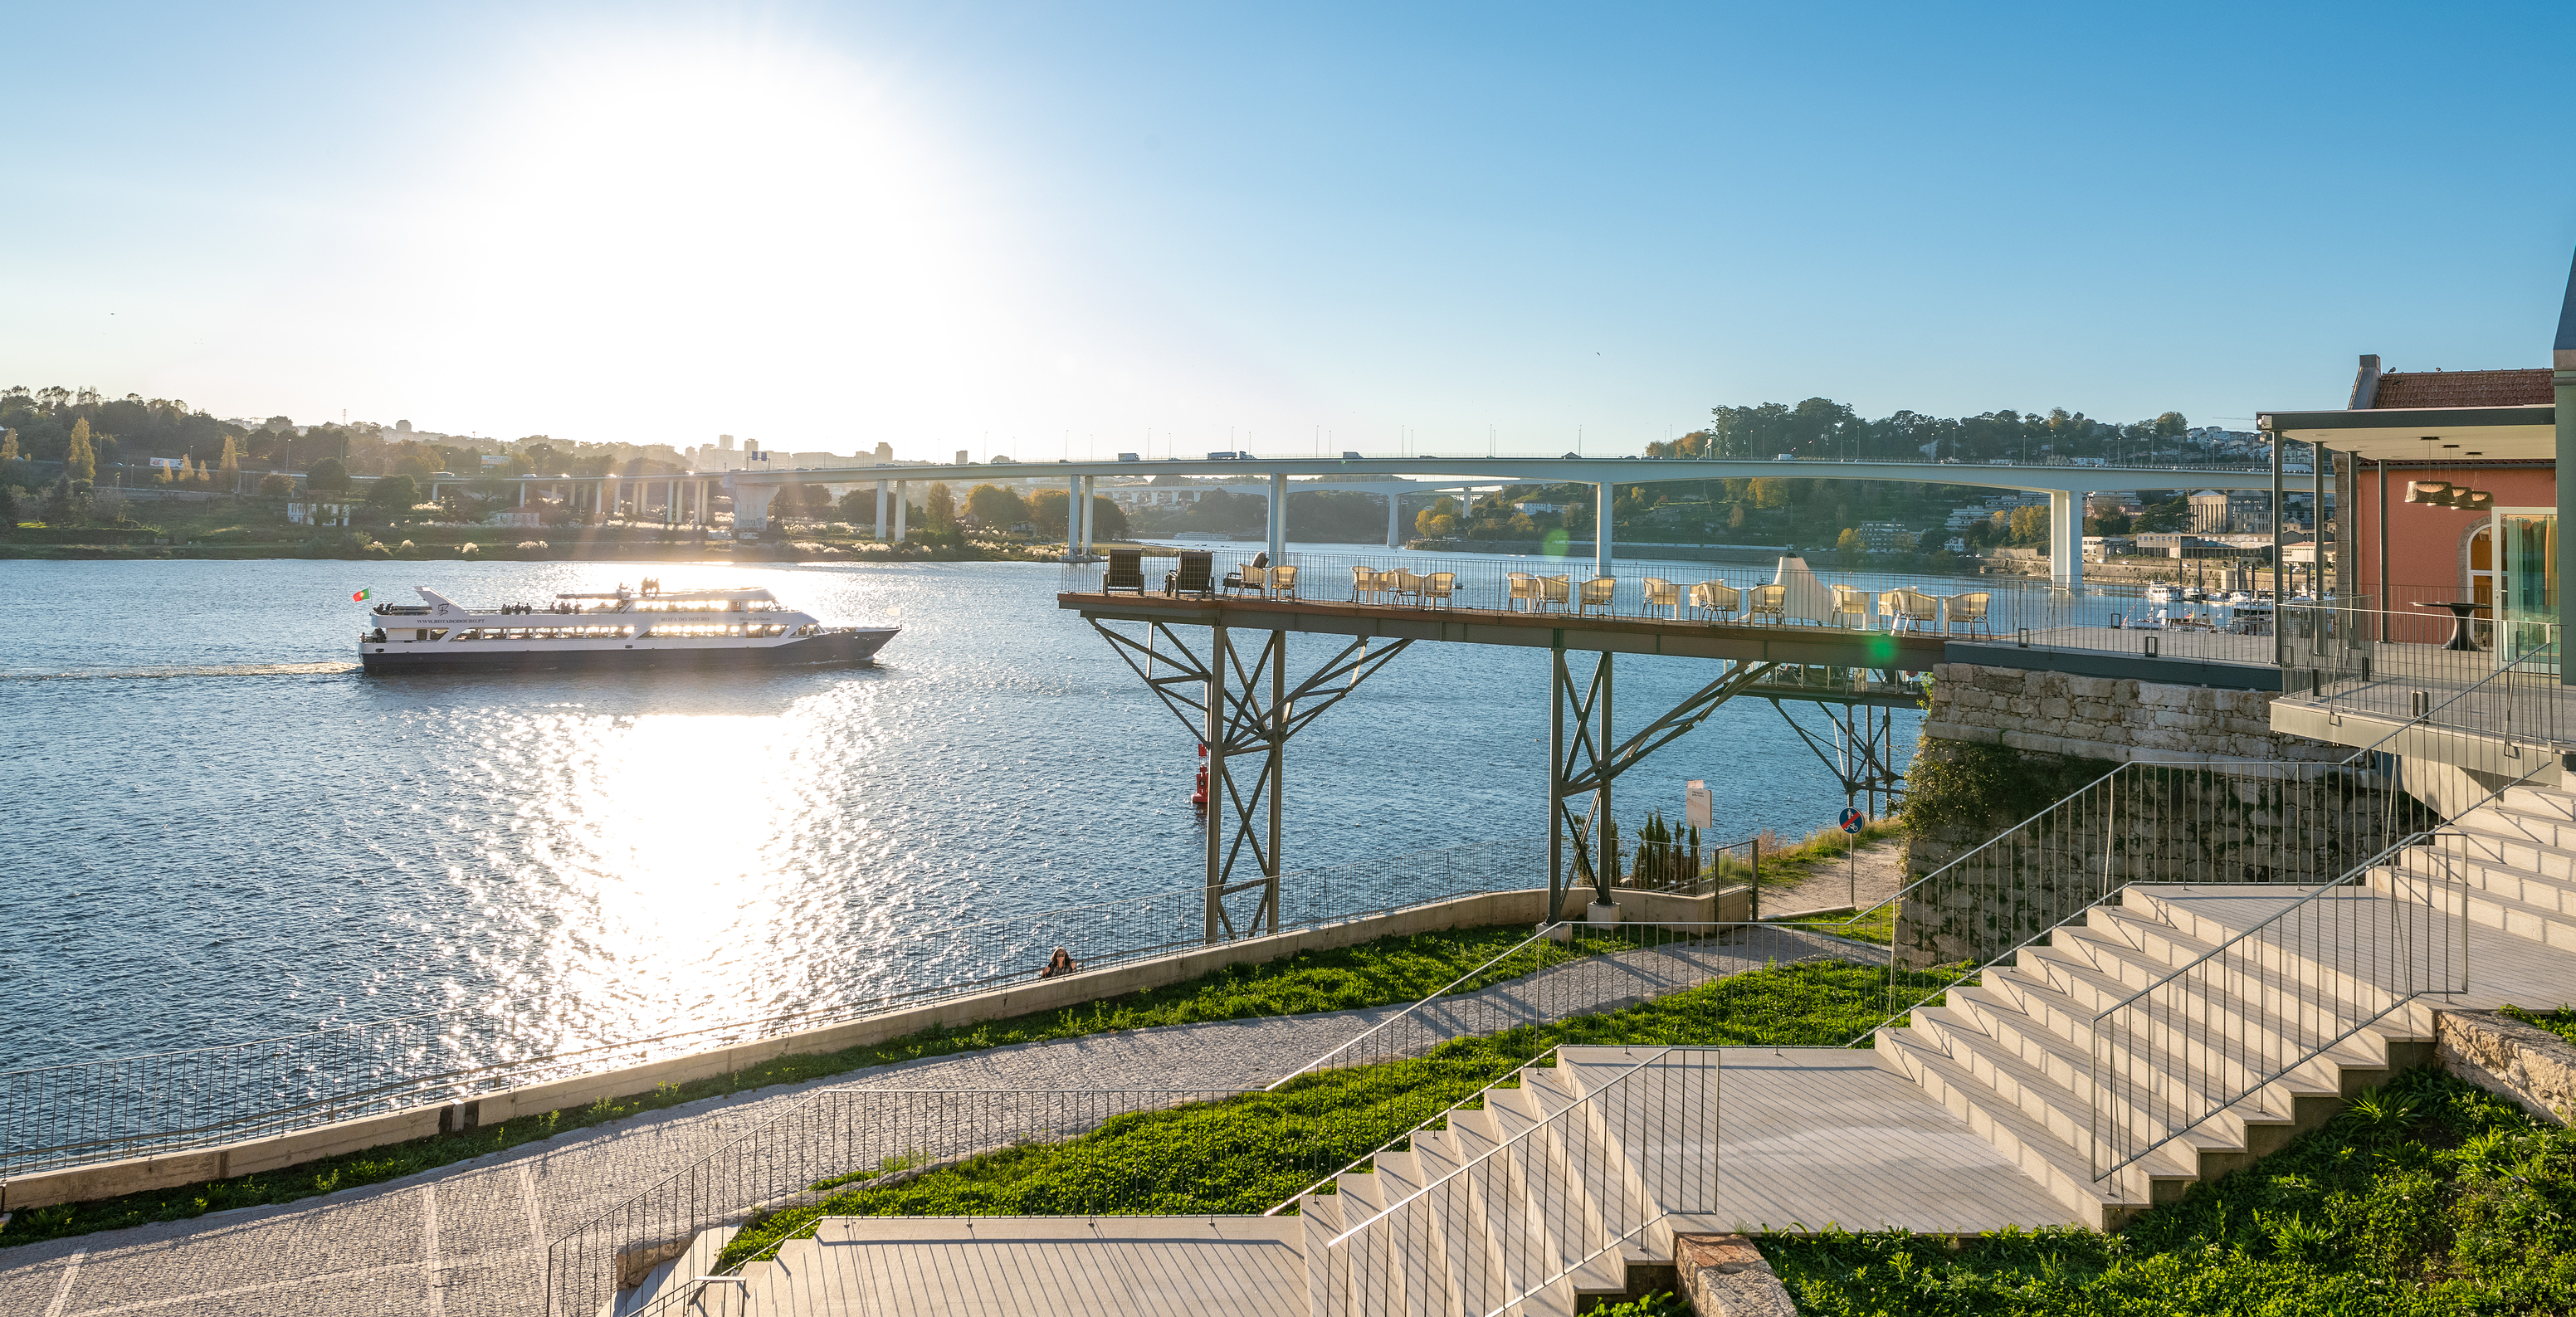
top-left (726, 455), bottom-right (2275, 590)
top-left (429, 455), bottom-right (2276, 591)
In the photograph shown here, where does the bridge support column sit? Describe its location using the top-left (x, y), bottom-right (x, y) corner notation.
top-left (892, 482), bottom-right (907, 541)
top-left (1387, 491), bottom-right (1402, 548)
top-left (1595, 484), bottom-right (1613, 576)
top-left (874, 481), bottom-right (889, 540)
top-left (1090, 618), bottom-right (1412, 942)
top-left (732, 482), bottom-right (775, 533)
top-left (1549, 650), bottom-right (1778, 920)
top-left (1081, 475), bottom-right (1096, 554)
top-left (1268, 472), bottom-right (1287, 562)
top-left (2050, 490), bottom-right (2083, 592)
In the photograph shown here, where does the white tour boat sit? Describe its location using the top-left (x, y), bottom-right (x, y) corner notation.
top-left (359, 581), bottom-right (898, 675)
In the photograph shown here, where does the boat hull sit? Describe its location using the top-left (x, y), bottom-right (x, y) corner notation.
top-left (359, 627), bottom-right (899, 675)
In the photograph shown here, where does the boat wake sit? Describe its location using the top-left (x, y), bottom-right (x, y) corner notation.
top-left (6, 661), bottom-right (361, 681)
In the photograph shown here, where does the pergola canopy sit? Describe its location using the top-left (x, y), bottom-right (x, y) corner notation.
top-left (2256, 405), bottom-right (2557, 461)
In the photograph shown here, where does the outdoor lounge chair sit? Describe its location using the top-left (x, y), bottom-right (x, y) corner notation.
top-left (1507, 573), bottom-right (1541, 612)
top-left (1104, 549), bottom-right (1145, 594)
top-left (1539, 575), bottom-right (1572, 611)
top-left (1421, 571), bottom-right (1456, 608)
top-left (1690, 581), bottom-right (1740, 622)
top-left (1171, 550), bottom-right (1216, 598)
top-left (1230, 565), bottom-right (1268, 596)
top-left (1642, 577), bottom-right (1682, 618)
top-left (1266, 563), bottom-right (1299, 599)
top-left (1388, 568), bottom-right (1424, 606)
top-left (1831, 584), bottom-right (1871, 629)
top-left (1352, 565), bottom-right (1390, 603)
top-left (1875, 588), bottom-right (1937, 633)
top-left (1748, 583), bottom-right (1788, 625)
top-left (1578, 576), bottom-right (1617, 616)
top-left (1944, 591), bottom-right (1991, 635)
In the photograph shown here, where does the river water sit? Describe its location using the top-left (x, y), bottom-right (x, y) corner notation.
top-left (0, 553), bottom-right (1917, 1073)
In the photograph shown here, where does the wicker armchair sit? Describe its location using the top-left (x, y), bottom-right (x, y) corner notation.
top-left (1421, 571), bottom-right (1456, 608)
top-left (1642, 577), bottom-right (1682, 618)
top-left (1266, 563), bottom-right (1299, 599)
top-left (1578, 576), bottom-right (1617, 616)
top-left (1507, 572), bottom-right (1541, 612)
top-left (1389, 568), bottom-right (1424, 605)
top-left (1690, 581), bottom-right (1741, 622)
top-left (1539, 575), bottom-right (1572, 611)
top-left (1748, 583), bottom-right (1788, 625)
top-left (1944, 591), bottom-right (1992, 635)
top-left (1891, 588), bottom-right (1939, 632)
top-left (1831, 584), bottom-right (1872, 628)
top-left (1351, 564), bottom-right (1384, 603)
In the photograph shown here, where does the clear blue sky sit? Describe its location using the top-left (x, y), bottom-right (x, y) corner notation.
top-left (7, 1), bottom-right (2573, 458)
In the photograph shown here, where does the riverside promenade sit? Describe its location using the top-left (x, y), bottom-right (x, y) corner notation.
top-left (0, 934), bottom-right (1856, 1317)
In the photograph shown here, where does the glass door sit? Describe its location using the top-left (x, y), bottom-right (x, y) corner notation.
top-left (2496, 511), bottom-right (2559, 669)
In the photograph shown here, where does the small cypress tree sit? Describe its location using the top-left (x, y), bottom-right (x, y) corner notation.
top-left (65, 418), bottom-right (95, 483)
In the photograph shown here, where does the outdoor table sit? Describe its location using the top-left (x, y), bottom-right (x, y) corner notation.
top-left (2414, 599), bottom-right (2482, 652)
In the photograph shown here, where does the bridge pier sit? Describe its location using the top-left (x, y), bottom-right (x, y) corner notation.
top-left (1387, 491), bottom-right (1401, 548)
top-left (2050, 490), bottom-right (2085, 593)
top-left (1268, 472), bottom-right (1287, 561)
top-left (1595, 484), bottom-right (1613, 576)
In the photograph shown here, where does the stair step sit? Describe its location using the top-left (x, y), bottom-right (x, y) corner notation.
top-left (1875, 1028), bottom-right (2153, 1230)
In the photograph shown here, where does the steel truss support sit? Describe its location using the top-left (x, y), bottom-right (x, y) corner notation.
top-left (1549, 648), bottom-right (1778, 917)
top-left (1764, 691), bottom-right (1906, 822)
top-left (1090, 620), bottom-right (1413, 942)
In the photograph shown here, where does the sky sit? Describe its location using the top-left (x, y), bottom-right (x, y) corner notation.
top-left (7, 1), bottom-right (2574, 459)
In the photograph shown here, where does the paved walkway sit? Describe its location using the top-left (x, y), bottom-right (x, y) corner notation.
top-left (0, 934), bottom-right (1859, 1317)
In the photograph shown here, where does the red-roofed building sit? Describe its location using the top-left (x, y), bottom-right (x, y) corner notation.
top-left (2257, 252), bottom-right (2576, 667)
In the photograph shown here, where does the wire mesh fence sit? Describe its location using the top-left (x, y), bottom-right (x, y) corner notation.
top-left (0, 836), bottom-right (1547, 1178)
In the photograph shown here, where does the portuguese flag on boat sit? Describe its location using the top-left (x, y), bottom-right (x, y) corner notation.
top-left (352, 588), bottom-right (372, 602)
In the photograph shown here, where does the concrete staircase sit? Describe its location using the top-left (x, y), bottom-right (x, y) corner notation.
top-left (1871, 778), bottom-right (2576, 1232)
top-left (1290, 1048), bottom-right (1701, 1317)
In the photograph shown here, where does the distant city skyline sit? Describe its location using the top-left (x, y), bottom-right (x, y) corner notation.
top-left (7, 1), bottom-right (2574, 457)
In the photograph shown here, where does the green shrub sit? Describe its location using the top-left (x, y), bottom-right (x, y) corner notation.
top-left (1766, 1066), bottom-right (2576, 1315)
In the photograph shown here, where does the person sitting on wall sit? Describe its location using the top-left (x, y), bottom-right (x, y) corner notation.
top-left (1039, 947), bottom-right (1079, 979)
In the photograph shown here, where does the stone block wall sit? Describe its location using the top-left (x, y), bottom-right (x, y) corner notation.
top-left (1895, 662), bottom-right (2413, 968)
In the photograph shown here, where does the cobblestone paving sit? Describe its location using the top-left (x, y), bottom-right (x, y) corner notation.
top-left (1, 929), bottom-right (1859, 1317)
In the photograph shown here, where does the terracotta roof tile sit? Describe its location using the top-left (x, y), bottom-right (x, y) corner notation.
top-left (2371, 368), bottom-right (2553, 409)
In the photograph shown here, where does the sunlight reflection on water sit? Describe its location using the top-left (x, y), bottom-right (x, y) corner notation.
top-left (0, 554), bottom-right (1916, 1069)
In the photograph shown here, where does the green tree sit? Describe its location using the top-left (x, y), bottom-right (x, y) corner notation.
top-left (307, 457), bottom-right (350, 491)
top-left (258, 472), bottom-right (295, 496)
top-left (925, 481), bottom-right (955, 529)
top-left (0, 428), bottom-right (17, 462)
top-left (218, 435), bottom-right (241, 482)
top-left (65, 417), bottom-right (95, 483)
top-left (967, 483), bottom-right (1028, 529)
top-left (368, 474), bottom-right (420, 511)
top-left (2007, 505), bottom-right (2049, 546)
top-left (1027, 487), bottom-right (1071, 535)
top-left (837, 487), bottom-right (879, 524)
top-left (1414, 496), bottom-right (1461, 538)
top-left (0, 483), bottom-right (16, 525)
top-left (1087, 495), bottom-right (1129, 541)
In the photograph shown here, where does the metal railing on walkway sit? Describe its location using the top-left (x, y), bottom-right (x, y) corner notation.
top-left (1065, 548), bottom-right (2072, 637)
top-left (1312, 1046), bottom-right (1720, 1317)
top-left (543, 1084), bottom-right (1259, 1317)
top-left (0, 837), bottom-right (1545, 1178)
top-left (2286, 610), bottom-right (2572, 753)
top-left (2086, 810), bottom-right (2492, 1182)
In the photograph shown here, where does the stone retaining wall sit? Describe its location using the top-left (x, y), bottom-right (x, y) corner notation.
top-left (2438, 1008), bottom-right (2576, 1125)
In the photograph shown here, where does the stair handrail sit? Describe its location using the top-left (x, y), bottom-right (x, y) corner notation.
top-left (1834, 641), bottom-right (2564, 1046)
top-left (2082, 759), bottom-right (2542, 1183)
top-left (1265, 923), bottom-right (1565, 1091)
top-left (1311, 1045), bottom-right (1717, 1317)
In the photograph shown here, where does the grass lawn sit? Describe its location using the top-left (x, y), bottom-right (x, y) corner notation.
top-left (1765, 1066), bottom-right (2576, 1316)
top-left (0, 920), bottom-right (1719, 1250)
top-left (720, 959), bottom-right (1954, 1269)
